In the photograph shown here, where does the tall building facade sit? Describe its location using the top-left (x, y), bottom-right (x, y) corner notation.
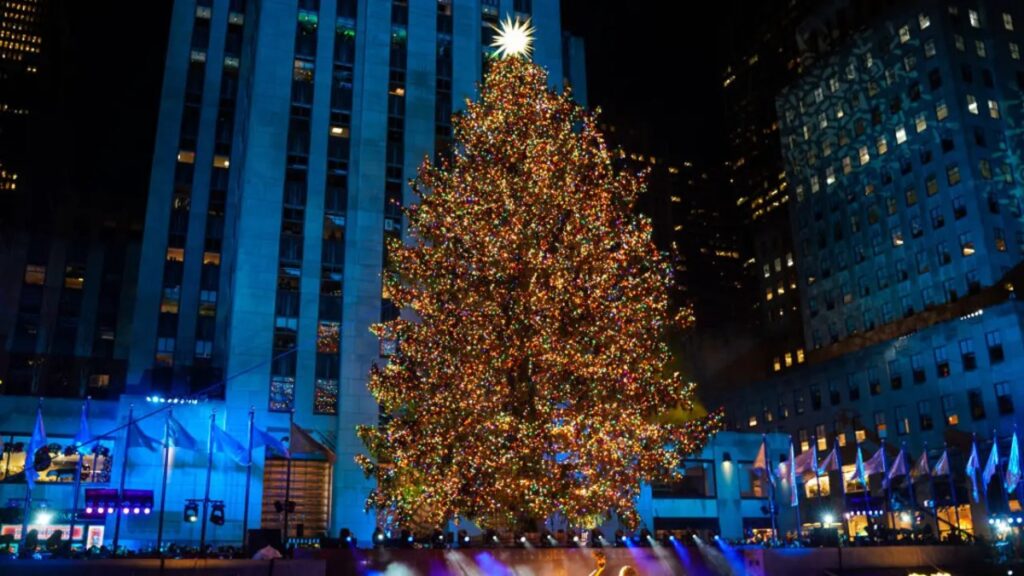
top-left (723, 0), bottom-right (1024, 537)
top-left (125, 0), bottom-right (580, 541)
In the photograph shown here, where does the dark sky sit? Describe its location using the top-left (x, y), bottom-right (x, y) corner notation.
top-left (561, 1), bottom-right (734, 164)
top-left (49, 0), bottom-right (751, 221)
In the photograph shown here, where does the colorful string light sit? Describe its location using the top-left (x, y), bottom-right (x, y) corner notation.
top-left (357, 55), bottom-right (722, 531)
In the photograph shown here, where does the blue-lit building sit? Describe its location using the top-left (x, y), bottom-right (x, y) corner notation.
top-left (723, 0), bottom-right (1024, 538)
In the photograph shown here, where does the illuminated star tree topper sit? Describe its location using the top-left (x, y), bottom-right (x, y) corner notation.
top-left (356, 52), bottom-right (722, 532)
top-left (490, 15), bottom-right (535, 59)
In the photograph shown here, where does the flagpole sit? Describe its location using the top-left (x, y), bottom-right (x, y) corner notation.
top-left (811, 437), bottom-right (823, 523)
top-left (156, 410), bottom-right (172, 554)
top-left (901, 443), bottom-right (915, 533)
top-left (790, 437), bottom-right (802, 540)
top-left (998, 430), bottom-right (1011, 514)
top-left (946, 443), bottom-right (961, 540)
top-left (69, 398), bottom-right (89, 550)
top-left (284, 411), bottom-right (294, 544)
top-left (20, 399), bottom-right (42, 554)
top-left (763, 435), bottom-right (777, 541)
top-left (879, 441), bottom-right (892, 531)
top-left (112, 404), bottom-right (134, 556)
top-left (200, 410), bottom-right (216, 553)
top-left (242, 407), bottom-right (255, 550)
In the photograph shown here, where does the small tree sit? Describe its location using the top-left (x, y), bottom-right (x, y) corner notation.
top-left (358, 56), bottom-right (722, 531)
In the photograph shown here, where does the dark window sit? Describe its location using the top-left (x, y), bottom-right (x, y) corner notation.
top-left (968, 388), bottom-right (986, 420)
top-left (918, 400), bottom-right (934, 431)
top-left (996, 382), bottom-right (1014, 415)
top-left (959, 339), bottom-right (976, 371)
top-left (986, 331), bottom-right (1004, 363)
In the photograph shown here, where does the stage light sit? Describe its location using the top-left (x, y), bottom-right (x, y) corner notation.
top-left (400, 529), bottom-right (413, 547)
top-left (433, 529), bottom-right (446, 548)
top-left (133, 507), bottom-right (141, 514)
top-left (34, 511), bottom-right (53, 526)
top-left (614, 529), bottom-right (626, 547)
top-left (184, 500), bottom-right (199, 523)
top-left (590, 529), bottom-right (606, 548)
top-left (541, 531), bottom-right (556, 547)
top-left (144, 507), bottom-right (151, 514)
top-left (107, 507), bottom-right (115, 514)
top-left (457, 529), bottom-right (469, 546)
top-left (823, 513), bottom-right (834, 525)
top-left (484, 529), bottom-right (499, 546)
top-left (900, 512), bottom-right (910, 523)
top-left (989, 518), bottom-right (996, 525)
top-left (640, 528), bottom-right (653, 546)
top-left (122, 506), bottom-right (131, 514)
top-left (373, 527), bottom-right (385, 548)
top-left (85, 507), bottom-right (93, 514)
top-left (210, 501), bottom-right (225, 526)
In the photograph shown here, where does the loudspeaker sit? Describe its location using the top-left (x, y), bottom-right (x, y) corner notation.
top-left (247, 529), bottom-right (282, 552)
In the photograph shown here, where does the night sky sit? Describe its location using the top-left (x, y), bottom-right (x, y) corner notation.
top-left (55, 0), bottom-right (758, 216)
top-left (561, 0), bottom-right (739, 164)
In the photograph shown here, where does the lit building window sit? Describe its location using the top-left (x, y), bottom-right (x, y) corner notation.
top-left (212, 155), bottom-right (230, 168)
top-left (936, 100), bottom-right (949, 120)
top-left (156, 337), bottom-right (175, 366)
top-left (948, 164), bottom-right (961, 186)
top-left (796, 348), bottom-right (805, 363)
top-left (859, 146), bottom-right (870, 165)
top-left (966, 95), bottom-right (978, 115)
top-left (915, 113), bottom-right (927, 133)
top-left (898, 25), bottom-right (910, 43)
top-left (784, 353), bottom-right (793, 367)
top-left (876, 135), bottom-right (888, 155)
top-left (919, 13), bottom-right (930, 29)
top-left (24, 264), bottom-right (45, 285)
top-left (814, 87), bottom-right (823, 102)
top-left (988, 100), bottom-right (1000, 119)
top-left (895, 126), bottom-right (907, 144)
top-left (166, 247), bottom-right (185, 262)
top-left (64, 266), bottom-right (85, 290)
top-left (177, 150), bottom-right (196, 164)
top-left (835, 103), bottom-right (844, 119)
top-left (330, 125), bottom-right (350, 138)
top-left (924, 39), bottom-right (936, 58)
top-left (842, 156), bottom-right (852, 174)
top-left (772, 358), bottom-right (781, 372)
top-left (1005, 13), bottom-right (1015, 31)
top-left (954, 35), bottom-right (965, 51)
top-left (202, 252), bottom-right (221, 266)
top-left (976, 40), bottom-right (986, 58)
top-left (969, 9), bottom-right (980, 28)
top-left (1012, 43), bottom-right (1021, 60)
top-left (961, 232), bottom-right (975, 256)
top-left (826, 166), bottom-right (836, 185)
top-left (195, 340), bottom-right (213, 358)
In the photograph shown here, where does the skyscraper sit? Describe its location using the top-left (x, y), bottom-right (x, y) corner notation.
top-left (723, 0), bottom-right (1024, 536)
top-left (130, 0), bottom-right (581, 538)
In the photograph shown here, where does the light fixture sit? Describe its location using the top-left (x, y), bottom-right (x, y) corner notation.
top-left (33, 511), bottom-right (53, 526)
top-left (210, 501), bottom-right (225, 526)
top-left (722, 452), bottom-right (733, 463)
top-left (823, 513), bottom-right (834, 525)
top-left (373, 527), bottom-right (385, 548)
top-left (184, 500), bottom-right (199, 523)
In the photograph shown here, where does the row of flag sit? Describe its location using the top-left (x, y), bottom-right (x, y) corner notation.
top-left (750, 431), bottom-right (1023, 508)
top-left (21, 403), bottom-right (335, 488)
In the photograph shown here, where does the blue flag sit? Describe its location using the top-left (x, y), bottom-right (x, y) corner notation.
top-left (74, 402), bottom-right (91, 447)
top-left (1006, 432), bottom-right (1020, 494)
top-left (253, 427), bottom-right (290, 458)
top-left (25, 407), bottom-right (47, 489)
top-left (212, 425), bottom-right (249, 465)
top-left (965, 440), bottom-right (981, 502)
top-left (167, 413), bottom-right (199, 451)
top-left (846, 444), bottom-right (867, 486)
top-left (127, 420), bottom-right (161, 452)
